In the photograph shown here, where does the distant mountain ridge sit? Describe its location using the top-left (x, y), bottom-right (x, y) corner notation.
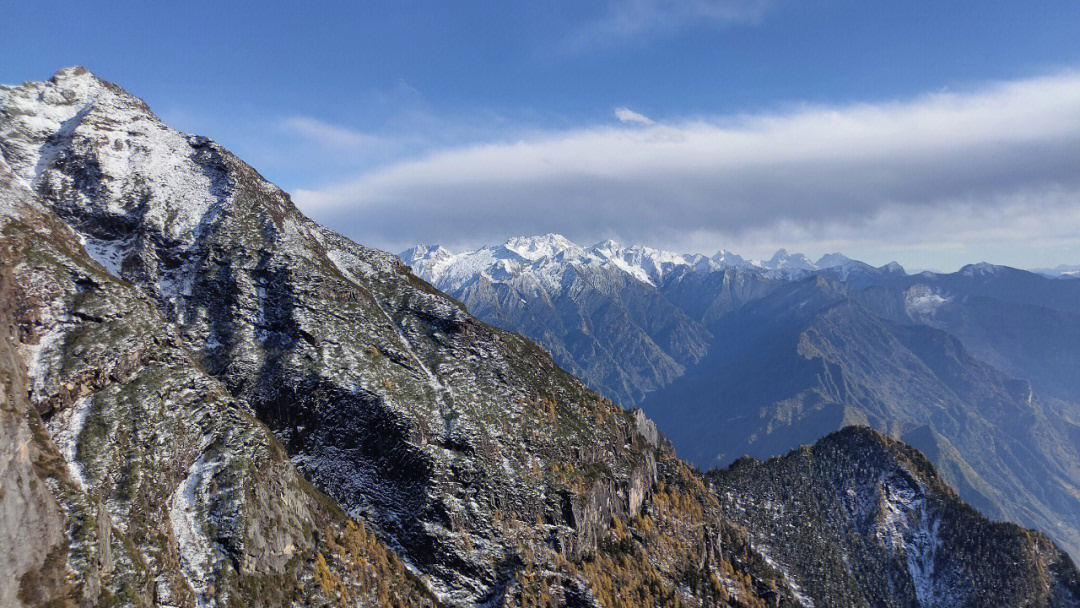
top-left (405, 234), bottom-right (1080, 563)
top-left (404, 235), bottom-right (892, 288)
top-left (402, 235), bottom-right (899, 406)
top-left (1033, 263), bottom-right (1080, 278)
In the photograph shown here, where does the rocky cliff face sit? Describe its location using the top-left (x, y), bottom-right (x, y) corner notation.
top-left (0, 157), bottom-right (438, 606)
top-left (1, 67), bottom-right (1078, 608)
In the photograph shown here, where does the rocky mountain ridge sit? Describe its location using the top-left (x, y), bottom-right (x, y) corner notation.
top-left (709, 427), bottom-right (1080, 608)
top-left (403, 236), bottom-right (887, 290)
top-left (402, 236), bottom-right (904, 407)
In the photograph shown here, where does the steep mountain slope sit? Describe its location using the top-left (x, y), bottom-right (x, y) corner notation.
top-left (655, 265), bottom-right (786, 328)
top-left (0, 67), bottom-right (811, 607)
top-left (708, 427), bottom-right (1080, 608)
top-left (892, 268), bottom-right (1080, 404)
top-left (0, 160), bottom-right (437, 606)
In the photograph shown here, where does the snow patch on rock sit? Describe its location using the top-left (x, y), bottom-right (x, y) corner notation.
top-left (45, 395), bottom-right (94, 491)
top-left (169, 450), bottom-right (224, 607)
top-left (23, 321), bottom-right (67, 403)
top-left (80, 235), bottom-right (128, 278)
top-left (876, 473), bottom-right (944, 607)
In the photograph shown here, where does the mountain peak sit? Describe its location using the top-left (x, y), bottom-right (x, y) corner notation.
top-left (40, 65), bottom-right (139, 108)
top-left (400, 243), bottom-right (451, 262)
top-left (762, 248), bottom-right (816, 271)
top-left (959, 261), bottom-right (1003, 276)
top-left (0, 68), bottom-right (271, 273)
top-left (711, 249), bottom-right (748, 267)
top-left (815, 252), bottom-right (852, 267)
top-left (591, 238), bottom-right (623, 251)
top-left (504, 233), bottom-right (580, 260)
top-left (880, 261), bottom-right (906, 274)
top-left (51, 65), bottom-right (94, 81)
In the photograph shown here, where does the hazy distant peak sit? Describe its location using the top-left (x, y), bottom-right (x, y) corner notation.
top-left (590, 238), bottom-right (623, 252)
top-left (1031, 263), bottom-right (1080, 278)
top-left (815, 252), bottom-right (852, 268)
top-left (959, 261), bottom-right (1003, 276)
top-left (760, 248), bottom-right (816, 271)
top-left (503, 233), bottom-right (581, 260)
top-left (711, 249), bottom-right (748, 267)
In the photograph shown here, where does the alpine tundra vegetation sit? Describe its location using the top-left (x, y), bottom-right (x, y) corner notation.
top-left (2, 67), bottom-right (1079, 607)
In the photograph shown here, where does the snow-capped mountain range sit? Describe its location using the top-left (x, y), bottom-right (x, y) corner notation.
top-left (402, 233), bottom-right (891, 291)
top-left (400, 234), bottom-right (903, 410)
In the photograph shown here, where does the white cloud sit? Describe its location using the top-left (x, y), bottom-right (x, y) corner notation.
top-left (562, 0), bottom-right (772, 53)
top-left (614, 107), bottom-right (654, 124)
top-left (282, 116), bottom-right (390, 150)
top-left (294, 71), bottom-right (1080, 268)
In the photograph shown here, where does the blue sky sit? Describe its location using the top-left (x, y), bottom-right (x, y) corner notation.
top-left (5, 1), bottom-right (1080, 270)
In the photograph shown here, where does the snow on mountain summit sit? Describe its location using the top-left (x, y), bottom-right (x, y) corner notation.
top-left (403, 234), bottom-right (726, 290)
top-left (403, 235), bottom-right (885, 292)
top-left (757, 248), bottom-right (817, 271)
top-left (0, 65), bottom-right (228, 250)
top-left (711, 249), bottom-right (748, 267)
top-left (504, 233), bottom-right (582, 260)
top-left (815, 252), bottom-right (854, 268)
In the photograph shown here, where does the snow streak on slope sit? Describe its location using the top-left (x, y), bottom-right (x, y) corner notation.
top-left (877, 473), bottom-right (947, 608)
top-left (44, 395), bottom-right (94, 491)
top-left (169, 450), bottom-right (223, 608)
top-left (754, 546), bottom-right (815, 608)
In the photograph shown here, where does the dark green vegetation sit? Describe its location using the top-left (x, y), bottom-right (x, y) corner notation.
top-left (708, 427), bottom-right (1080, 608)
top-left (1, 67), bottom-right (1078, 607)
